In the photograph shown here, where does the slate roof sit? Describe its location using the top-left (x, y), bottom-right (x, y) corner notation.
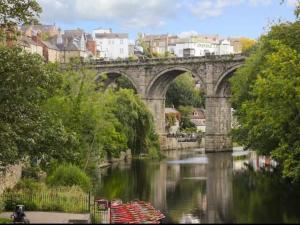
top-left (41, 40), bottom-right (60, 50)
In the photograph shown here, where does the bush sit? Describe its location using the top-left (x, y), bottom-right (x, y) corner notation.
top-left (46, 164), bottom-right (91, 192)
top-left (2, 185), bottom-right (89, 213)
top-left (14, 179), bottom-right (46, 192)
top-left (22, 165), bottom-right (46, 181)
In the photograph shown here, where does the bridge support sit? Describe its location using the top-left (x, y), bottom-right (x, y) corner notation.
top-left (144, 97), bottom-right (166, 135)
top-left (205, 96), bottom-right (233, 152)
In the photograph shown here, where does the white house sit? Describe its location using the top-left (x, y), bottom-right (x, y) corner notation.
top-left (168, 39), bottom-right (234, 57)
top-left (92, 28), bottom-right (129, 60)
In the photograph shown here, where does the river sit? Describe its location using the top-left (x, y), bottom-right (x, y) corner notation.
top-left (93, 149), bottom-right (300, 224)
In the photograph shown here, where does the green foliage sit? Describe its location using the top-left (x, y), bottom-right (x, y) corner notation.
top-left (166, 73), bottom-right (205, 108)
top-left (0, 46), bottom-right (75, 168)
top-left (2, 180), bottom-right (89, 213)
top-left (0, 0), bottom-right (42, 41)
top-left (114, 76), bottom-right (136, 92)
top-left (102, 89), bottom-right (160, 155)
top-left (230, 19), bottom-right (300, 182)
top-left (47, 164), bottom-right (92, 192)
top-left (178, 106), bottom-right (196, 130)
top-left (166, 113), bottom-right (178, 127)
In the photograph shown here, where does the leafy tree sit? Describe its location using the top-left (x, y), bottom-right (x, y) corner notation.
top-left (240, 37), bottom-right (257, 53)
top-left (0, 0), bottom-right (42, 41)
top-left (166, 73), bottom-right (205, 108)
top-left (0, 46), bottom-right (74, 168)
top-left (230, 18), bottom-right (300, 182)
top-left (103, 89), bottom-right (160, 155)
top-left (178, 106), bottom-right (196, 131)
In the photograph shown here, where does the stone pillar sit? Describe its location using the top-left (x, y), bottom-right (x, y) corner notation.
top-left (205, 96), bottom-right (232, 152)
top-left (144, 97), bottom-right (166, 135)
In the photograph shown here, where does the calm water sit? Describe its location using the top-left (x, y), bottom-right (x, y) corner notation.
top-left (93, 149), bottom-right (300, 224)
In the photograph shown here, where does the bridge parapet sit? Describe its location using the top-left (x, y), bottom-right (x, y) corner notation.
top-left (83, 54), bottom-right (246, 68)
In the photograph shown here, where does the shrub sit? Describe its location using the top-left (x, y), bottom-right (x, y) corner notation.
top-left (22, 165), bottom-right (46, 181)
top-left (46, 164), bottom-right (91, 192)
top-left (14, 179), bottom-right (46, 193)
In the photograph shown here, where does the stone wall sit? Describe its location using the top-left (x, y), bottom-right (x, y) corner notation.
top-left (0, 164), bottom-right (22, 195)
top-left (160, 137), bottom-right (204, 151)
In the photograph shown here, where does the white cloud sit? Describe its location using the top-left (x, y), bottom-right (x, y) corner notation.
top-left (37, 0), bottom-right (288, 28)
top-left (38, 0), bottom-right (180, 28)
top-left (188, 0), bottom-right (272, 20)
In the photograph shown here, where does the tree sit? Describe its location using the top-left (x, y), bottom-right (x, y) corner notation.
top-left (0, 46), bottom-right (75, 168)
top-left (0, 0), bottom-right (42, 41)
top-left (240, 38), bottom-right (257, 53)
top-left (166, 73), bottom-right (205, 108)
top-left (178, 106), bottom-right (196, 131)
top-left (230, 18), bottom-right (300, 182)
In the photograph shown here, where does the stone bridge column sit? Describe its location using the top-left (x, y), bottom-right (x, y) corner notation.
top-left (205, 96), bottom-right (232, 152)
top-left (205, 63), bottom-right (233, 152)
top-left (143, 97), bottom-right (166, 135)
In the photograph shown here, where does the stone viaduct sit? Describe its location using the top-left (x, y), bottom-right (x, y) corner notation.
top-left (87, 54), bottom-right (246, 152)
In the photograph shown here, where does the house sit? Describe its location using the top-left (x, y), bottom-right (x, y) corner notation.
top-left (165, 108), bottom-right (181, 135)
top-left (18, 35), bottom-right (43, 57)
top-left (41, 41), bottom-right (60, 63)
top-left (190, 108), bottom-right (206, 133)
top-left (139, 33), bottom-right (179, 55)
top-left (48, 29), bottom-right (92, 63)
top-left (92, 28), bottom-right (129, 59)
top-left (168, 38), bottom-right (234, 57)
top-left (86, 34), bottom-right (97, 57)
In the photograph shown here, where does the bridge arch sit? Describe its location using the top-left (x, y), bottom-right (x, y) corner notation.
top-left (214, 64), bottom-right (243, 97)
top-left (146, 66), bottom-right (206, 98)
top-left (95, 70), bottom-right (139, 93)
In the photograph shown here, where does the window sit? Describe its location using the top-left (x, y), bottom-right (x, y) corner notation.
top-left (120, 39), bottom-right (123, 44)
top-left (120, 48), bottom-right (124, 54)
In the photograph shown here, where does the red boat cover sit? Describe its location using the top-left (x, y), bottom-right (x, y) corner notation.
top-left (110, 201), bottom-right (165, 224)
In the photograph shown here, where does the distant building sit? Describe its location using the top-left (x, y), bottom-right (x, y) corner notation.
top-left (139, 33), bottom-right (179, 55)
top-left (168, 38), bottom-right (234, 57)
top-left (190, 108), bottom-right (206, 133)
top-left (228, 37), bottom-right (243, 54)
top-left (48, 29), bottom-right (93, 62)
top-left (86, 34), bottom-right (97, 57)
top-left (21, 25), bottom-right (60, 39)
top-left (92, 28), bottom-right (129, 59)
top-left (41, 41), bottom-right (60, 63)
top-left (18, 35), bottom-right (43, 57)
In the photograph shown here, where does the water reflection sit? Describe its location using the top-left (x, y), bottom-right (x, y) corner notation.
top-left (94, 149), bottom-right (300, 224)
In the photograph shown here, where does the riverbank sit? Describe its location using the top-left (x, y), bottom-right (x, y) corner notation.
top-left (160, 137), bottom-right (204, 151)
top-left (99, 149), bottom-right (132, 168)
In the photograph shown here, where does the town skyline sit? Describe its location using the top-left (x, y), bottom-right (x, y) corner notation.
top-left (37, 0), bottom-right (297, 40)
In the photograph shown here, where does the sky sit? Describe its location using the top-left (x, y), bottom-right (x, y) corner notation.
top-left (36, 0), bottom-right (298, 40)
